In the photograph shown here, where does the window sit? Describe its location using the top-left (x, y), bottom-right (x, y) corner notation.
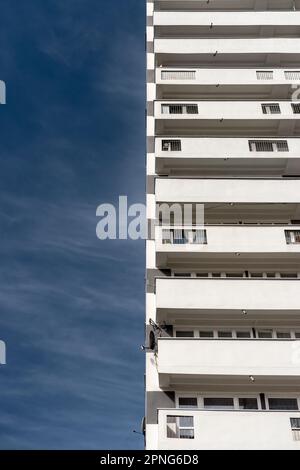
top-left (167, 416), bottom-right (194, 439)
top-left (266, 273), bottom-right (276, 278)
top-left (261, 103), bottom-right (281, 114)
top-left (285, 230), bottom-right (300, 244)
top-left (256, 71), bottom-right (273, 80)
top-left (250, 273), bottom-right (264, 278)
top-left (199, 331), bottom-right (214, 338)
top-left (212, 273), bottom-right (222, 278)
top-left (161, 104), bottom-right (198, 115)
top-left (236, 331), bottom-right (251, 339)
top-left (276, 332), bottom-right (291, 339)
top-left (239, 398), bottom-right (258, 410)
top-left (268, 398), bottom-right (299, 410)
top-left (204, 398), bottom-right (234, 410)
top-left (161, 70), bottom-right (196, 81)
top-left (226, 273), bottom-right (244, 278)
top-left (280, 273), bottom-right (298, 278)
top-left (174, 273), bottom-right (191, 277)
top-left (178, 397), bottom-right (198, 409)
top-left (249, 140), bottom-right (289, 152)
top-left (162, 140), bottom-right (182, 152)
top-left (258, 330), bottom-right (273, 339)
top-left (196, 273), bottom-right (209, 278)
top-left (291, 418), bottom-right (300, 441)
top-left (285, 71), bottom-right (300, 80)
top-left (291, 103), bottom-right (300, 114)
top-left (218, 331), bottom-right (233, 338)
top-left (295, 332), bottom-right (300, 339)
top-left (163, 229), bottom-right (207, 245)
top-left (176, 331), bottom-right (194, 338)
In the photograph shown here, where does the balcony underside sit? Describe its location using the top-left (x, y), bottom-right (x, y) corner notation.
top-left (155, 0), bottom-right (300, 12)
top-left (155, 119), bottom-right (299, 137)
top-left (157, 203), bottom-right (300, 224)
top-left (156, 252), bottom-right (300, 270)
top-left (157, 84), bottom-right (296, 100)
top-left (156, 157), bottom-right (300, 177)
top-left (155, 26), bottom-right (300, 39)
top-left (159, 373), bottom-right (300, 389)
top-left (156, 308), bottom-right (300, 325)
top-left (156, 52), bottom-right (300, 68)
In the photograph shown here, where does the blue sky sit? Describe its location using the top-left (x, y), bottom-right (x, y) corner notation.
top-left (0, 0), bottom-right (145, 449)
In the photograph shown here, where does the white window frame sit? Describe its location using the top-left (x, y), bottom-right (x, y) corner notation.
top-left (265, 394), bottom-right (300, 411)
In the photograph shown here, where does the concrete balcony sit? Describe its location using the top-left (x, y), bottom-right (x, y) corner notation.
top-left (155, 278), bottom-right (300, 323)
top-left (156, 225), bottom-right (300, 269)
top-left (155, 0), bottom-right (300, 13)
top-left (155, 137), bottom-right (300, 176)
top-left (155, 100), bottom-right (300, 136)
top-left (155, 178), bottom-right (300, 223)
top-left (157, 337), bottom-right (300, 386)
top-left (155, 100), bottom-right (298, 120)
top-left (154, 11), bottom-right (300, 28)
top-left (157, 409), bottom-right (300, 450)
top-left (155, 38), bottom-right (300, 55)
top-left (156, 68), bottom-right (300, 85)
top-left (156, 177), bottom-right (300, 204)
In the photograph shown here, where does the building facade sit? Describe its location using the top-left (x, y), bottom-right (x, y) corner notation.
top-left (145, 0), bottom-right (300, 450)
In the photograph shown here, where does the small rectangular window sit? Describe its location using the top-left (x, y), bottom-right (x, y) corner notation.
top-left (251, 273), bottom-right (264, 278)
top-left (236, 331), bottom-right (251, 339)
top-left (276, 332), bottom-right (291, 339)
top-left (248, 140), bottom-right (289, 152)
top-left (176, 331), bottom-right (194, 338)
top-left (226, 273), bottom-right (244, 278)
top-left (239, 398), bottom-right (258, 410)
top-left (291, 103), bottom-right (300, 114)
top-left (256, 71), bottom-right (273, 80)
top-left (285, 231), bottom-right (300, 244)
top-left (258, 330), bottom-right (273, 339)
top-left (162, 140), bottom-right (182, 152)
top-left (261, 103), bottom-right (281, 114)
top-left (291, 418), bottom-right (300, 441)
top-left (268, 398), bottom-right (299, 410)
top-left (266, 273), bottom-right (276, 278)
top-left (174, 273), bottom-right (191, 277)
top-left (295, 332), bottom-right (300, 338)
top-left (218, 331), bottom-right (233, 338)
top-left (167, 416), bottom-right (194, 439)
top-left (199, 331), bottom-right (214, 338)
top-left (280, 273), bottom-right (298, 278)
top-left (285, 71), bottom-right (300, 80)
top-left (204, 398), bottom-right (234, 410)
top-left (178, 397), bottom-right (198, 409)
top-left (196, 273), bottom-right (209, 278)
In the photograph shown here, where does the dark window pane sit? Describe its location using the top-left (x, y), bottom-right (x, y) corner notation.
top-left (276, 332), bottom-right (291, 339)
top-left (268, 398), bottom-right (299, 410)
top-left (291, 418), bottom-right (300, 429)
top-left (239, 398), bottom-right (258, 410)
top-left (176, 331), bottom-right (194, 338)
top-left (178, 397), bottom-right (198, 409)
top-left (218, 331), bottom-right (232, 338)
top-left (204, 398), bottom-right (234, 409)
top-left (179, 416), bottom-right (194, 427)
top-left (258, 330), bottom-right (273, 338)
top-left (179, 429), bottom-right (194, 439)
top-left (199, 331), bottom-right (214, 338)
top-left (236, 331), bottom-right (251, 339)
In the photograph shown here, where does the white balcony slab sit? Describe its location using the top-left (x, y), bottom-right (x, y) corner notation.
top-left (158, 409), bottom-right (300, 450)
top-left (155, 178), bottom-right (300, 203)
top-left (157, 338), bottom-right (300, 381)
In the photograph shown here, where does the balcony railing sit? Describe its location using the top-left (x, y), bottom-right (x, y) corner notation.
top-left (249, 140), bottom-right (289, 152)
top-left (162, 228), bottom-right (207, 245)
top-left (161, 70), bottom-right (196, 80)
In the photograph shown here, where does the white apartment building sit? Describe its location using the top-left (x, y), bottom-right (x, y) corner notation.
top-left (146, 0), bottom-right (300, 450)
